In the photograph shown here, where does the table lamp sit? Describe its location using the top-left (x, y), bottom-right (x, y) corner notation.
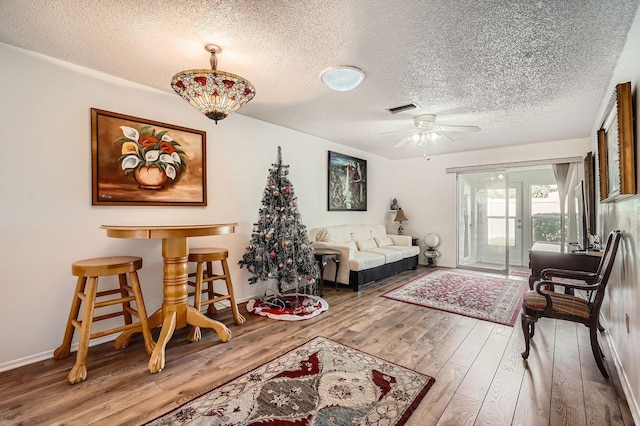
top-left (394, 208), bottom-right (408, 235)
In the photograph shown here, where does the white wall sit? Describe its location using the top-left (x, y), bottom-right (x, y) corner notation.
top-left (589, 6), bottom-right (640, 422)
top-left (0, 42), bottom-right (392, 370)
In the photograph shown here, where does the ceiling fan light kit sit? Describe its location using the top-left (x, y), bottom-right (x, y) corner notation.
top-left (171, 44), bottom-right (256, 124)
top-left (321, 66), bottom-right (365, 91)
top-left (391, 114), bottom-right (481, 154)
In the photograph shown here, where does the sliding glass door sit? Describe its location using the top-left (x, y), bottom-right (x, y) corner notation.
top-left (457, 165), bottom-right (563, 273)
top-left (457, 170), bottom-right (509, 272)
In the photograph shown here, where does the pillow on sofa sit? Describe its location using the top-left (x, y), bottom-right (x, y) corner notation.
top-left (356, 239), bottom-right (377, 250)
top-left (375, 236), bottom-right (394, 247)
top-left (315, 228), bottom-right (329, 242)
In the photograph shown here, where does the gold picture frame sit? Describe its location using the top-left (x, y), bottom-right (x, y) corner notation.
top-left (91, 108), bottom-right (207, 206)
top-left (584, 151), bottom-right (596, 232)
top-left (597, 81), bottom-right (636, 202)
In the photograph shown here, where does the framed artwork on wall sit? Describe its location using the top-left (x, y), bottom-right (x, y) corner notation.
top-left (583, 151), bottom-right (596, 232)
top-left (327, 151), bottom-right (367, 211)
top-left (91, 108), bottom-right (207, 206)
top-left (597, 81), bottom-right (636, 202)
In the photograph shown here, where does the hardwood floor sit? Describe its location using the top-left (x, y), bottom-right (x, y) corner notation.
top-left (0, 266), bottom-right (633, 425)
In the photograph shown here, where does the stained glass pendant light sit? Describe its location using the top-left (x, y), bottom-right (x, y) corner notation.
top-left (171, 44), bottom-right (256, 124)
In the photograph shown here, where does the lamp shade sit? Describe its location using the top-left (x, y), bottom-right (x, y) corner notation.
top-left (171, 45), bottom-right (255, 124)
top-left (394, 208), bottom-right (408, 222)
top-left (424, 233), bottom-right (440, 248)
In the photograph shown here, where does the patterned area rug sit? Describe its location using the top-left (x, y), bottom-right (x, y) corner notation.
top-left (146, 337), bottom-right (435, 425)
top-left (381, 269), bottom-right (527, 326)
top-left (509, 269), bottom-right (531, 277)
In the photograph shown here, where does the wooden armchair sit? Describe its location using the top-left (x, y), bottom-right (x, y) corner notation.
top-left (520, 230), bottom-right (622, 377)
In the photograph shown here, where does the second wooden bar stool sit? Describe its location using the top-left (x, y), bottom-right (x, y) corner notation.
top-left (53, 256), bottom-right (154, 384)
top-left (187, 247), bottom-right (245, 342)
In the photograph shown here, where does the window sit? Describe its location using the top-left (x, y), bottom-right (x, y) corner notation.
top-left (487, 188), bottom-right (516, 246)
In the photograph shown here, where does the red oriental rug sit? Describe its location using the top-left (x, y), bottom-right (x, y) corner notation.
top-left (146, 337), bottom-right (435, 425)
top-left (381, 269), bottom-right (527, 326)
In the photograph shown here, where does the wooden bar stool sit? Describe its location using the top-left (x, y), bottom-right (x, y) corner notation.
top-left (187, 247), bottom-right (245, 342)
top-left (53, 256), bottom-right (154, 384)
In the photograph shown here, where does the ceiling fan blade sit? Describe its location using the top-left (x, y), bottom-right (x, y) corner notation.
top-left (379, 128), bottom-right (416, 135)
top-left (435, 124), bottom-right (481, 133)
top-left (394, 135), bottom-right (412, 148)
top-left (439, 133), bottom-right (456, 142)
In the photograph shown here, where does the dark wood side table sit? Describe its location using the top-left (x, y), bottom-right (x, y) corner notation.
top-left (313, 248), bottom-right (341, 297)
top-left (529, 242), bottom-right (601, 294)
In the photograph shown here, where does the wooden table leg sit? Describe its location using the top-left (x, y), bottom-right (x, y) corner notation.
top-left (148, 310), bottom-right (176, 373)
top-left (333, 257), bottom-right (340, 291)
top-left (317, 258), bottom-right (327, 297)
top-left (186, 307), bottom-right (231, 343)
top-left (119, 235), bottom-right (234, 373)
top-left (114, 309), bottom-right (161, 354)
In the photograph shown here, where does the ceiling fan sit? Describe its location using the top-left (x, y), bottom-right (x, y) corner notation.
top-left (386, 114), bottom-right (481, 148)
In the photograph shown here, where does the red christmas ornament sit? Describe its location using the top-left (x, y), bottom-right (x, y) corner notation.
top-left (285, 186), bottom-right (290, 195)
top-left (270, 251), bottom-right (276, 258)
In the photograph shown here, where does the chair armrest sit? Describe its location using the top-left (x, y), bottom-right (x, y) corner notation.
top-left (541, 268), bottom-right (598, 284)
top-left (389, 235), bottom-right (411, 246)
top-left (535, 279), bottom-right (602, 295)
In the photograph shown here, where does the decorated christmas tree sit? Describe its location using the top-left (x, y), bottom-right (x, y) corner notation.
top-left (239, 146), bottom-right (319, 295)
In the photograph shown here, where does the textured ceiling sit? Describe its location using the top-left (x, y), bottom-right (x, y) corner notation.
top-left (1, 0), bottom-right (638, 159)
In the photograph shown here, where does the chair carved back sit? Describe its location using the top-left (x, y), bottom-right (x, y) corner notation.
top-left (587, 230), bottom-right (622, 311)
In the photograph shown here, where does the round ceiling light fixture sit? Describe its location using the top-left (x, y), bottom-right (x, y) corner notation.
top-left (320, 66), bottom-right (365, 91)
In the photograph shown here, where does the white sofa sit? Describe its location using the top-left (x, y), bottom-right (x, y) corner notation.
top-left (311, 224), bottom-right (420, 291)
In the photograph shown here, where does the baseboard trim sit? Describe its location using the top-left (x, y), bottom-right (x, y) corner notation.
top-left (604, 324), bottom-right (640, 425)
top-left (0, 335), bottom-right (114, 373)
top-left (0, 301), bottom-right (240, 374)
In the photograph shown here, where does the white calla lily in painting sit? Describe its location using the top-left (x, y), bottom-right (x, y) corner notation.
top-left (115, 125), bottom-right (187, 187)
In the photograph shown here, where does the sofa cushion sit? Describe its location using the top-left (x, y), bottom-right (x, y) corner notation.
top-left (370, 225), bottom-right (389, 239)
top-left (356, 239), bottom-right (377, 250)
top-left (350, 226), bottom-right (373, 242)
top-left (375, 236), bottom-right (394, 247)
top-left (315, 226), bottom-right (353, 244)
top-left (385, 245), bottom-right (421, 258)
top-left (389, 234), bottom-right (412, 246)
top-left (350, 251), bottom-right (386, 271)
top-left (362, 247), bottom-right (404, 263)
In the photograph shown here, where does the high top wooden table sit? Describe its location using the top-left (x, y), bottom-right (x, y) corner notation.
top-left (101, 223), bottom-right (237, 373)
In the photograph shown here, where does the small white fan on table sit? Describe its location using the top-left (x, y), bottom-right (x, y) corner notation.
top-left (383, 114), bottom-right (480, 159)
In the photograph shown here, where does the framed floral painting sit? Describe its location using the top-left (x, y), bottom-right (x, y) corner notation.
top-left (91, 108), bottom-right (207, 206)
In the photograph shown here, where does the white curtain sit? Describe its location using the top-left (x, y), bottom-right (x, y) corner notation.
top-left (552, 163), bottom-right (577, 252)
